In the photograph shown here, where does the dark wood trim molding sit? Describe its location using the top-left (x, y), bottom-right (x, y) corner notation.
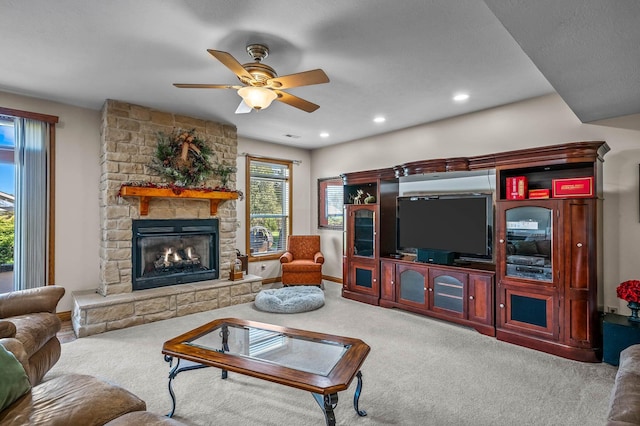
top-left (48, 125), bottom-right (56, 285)
top-left (0, 106), bottom-right (59, 124)
top-left (322, 275), bottom-right (342, 284)
top-left (406, 141), bottom-right (609, 176)
top-left (261, 277), bottom-right (280, 285)
top-left (345, 141), bottom-right (610, 182)
top-left (57, 311), bottom-right (71, 322)
top-left (342, 167), bottom-right (397, 183)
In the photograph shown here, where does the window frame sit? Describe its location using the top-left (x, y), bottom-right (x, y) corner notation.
top-left (245, 156), bottom-right (293, 261)
top-left (318, 176), bottom-right (344, 229)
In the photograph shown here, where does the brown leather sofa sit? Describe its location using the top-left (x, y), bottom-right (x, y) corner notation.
top-left (607, 344), bottom-right (640, 425)
top-left (0, 286), bottom-right (66, 386)
top-left (0, 286), bottom-right (184, 425)
top-left (279, 235), bottom-right (325, 286)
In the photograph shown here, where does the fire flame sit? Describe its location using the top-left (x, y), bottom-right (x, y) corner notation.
top-left (162, 246), bottom-right (194, 264)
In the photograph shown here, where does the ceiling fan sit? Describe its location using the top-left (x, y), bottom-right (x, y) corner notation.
top-left (174, 44), bottom-right (330, 114)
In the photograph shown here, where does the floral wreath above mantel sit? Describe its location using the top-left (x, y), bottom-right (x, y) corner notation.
top-left (117, 128), bottom-right (242, 215)
top-left (148, 128), bottom-right (238, 188)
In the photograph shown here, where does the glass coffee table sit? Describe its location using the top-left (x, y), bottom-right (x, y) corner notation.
top-left (162, 317), bottom-right (371, 425)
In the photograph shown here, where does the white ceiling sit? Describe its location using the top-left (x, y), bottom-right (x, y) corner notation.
top-left (1, 1), bottom-right (638, 149)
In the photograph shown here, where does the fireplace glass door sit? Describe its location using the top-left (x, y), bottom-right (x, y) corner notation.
top-left (132, 219), bottom-right (219, 290)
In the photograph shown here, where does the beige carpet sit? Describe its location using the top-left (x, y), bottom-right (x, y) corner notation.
top-left (48, 282), bottom-right (617, 425)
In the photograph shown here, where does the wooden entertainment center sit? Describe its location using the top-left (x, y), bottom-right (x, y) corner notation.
top-left (341, 141), bottom-right (610, 362)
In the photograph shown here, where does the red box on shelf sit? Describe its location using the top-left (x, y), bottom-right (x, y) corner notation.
top-left (552, 177), bottom-right (594, 198)
top-left (506, 176), bottom-right (527, 200)
top-left (528, 189), bottom-right (550, 199)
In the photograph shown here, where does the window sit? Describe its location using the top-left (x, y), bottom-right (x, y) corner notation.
top-left (0, 107), bottom-right (58, 292)
top-left (246, 156), bottom-right (292, 259)
top-left (318, 177), bottom-right (343, 229)
top-left (0, 118), bottom-right (15, 294)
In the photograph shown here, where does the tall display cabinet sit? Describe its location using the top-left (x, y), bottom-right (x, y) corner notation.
top-left (341, 169), bottom-right (398, 305)
top-left (494, 142), bottom-right (609, 362)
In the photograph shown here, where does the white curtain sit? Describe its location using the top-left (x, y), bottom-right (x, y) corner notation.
top-left (13, 118), bottom-right (49, 290)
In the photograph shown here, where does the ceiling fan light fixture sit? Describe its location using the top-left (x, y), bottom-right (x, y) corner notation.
top-left (237, 86), bottom-right (277, 110)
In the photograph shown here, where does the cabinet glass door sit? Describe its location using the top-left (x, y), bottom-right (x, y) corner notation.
top-left (399, 270), bottom-right (424, 304)
top-left (353, 208), bottom-right (375, 258)
top-left (504, 206), bottom-right (553, 282)
top-left (432, 274), bottom-right (464, 313)
top-left (348, 260), bottom-right (379, 296)
top-left (499, 284), bottom-right (558, 339)
top-left (397, 266), bottom-right (427, 308)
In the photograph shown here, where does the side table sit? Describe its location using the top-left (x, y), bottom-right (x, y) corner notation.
top-left (603, 312), bottom-right (640, 366)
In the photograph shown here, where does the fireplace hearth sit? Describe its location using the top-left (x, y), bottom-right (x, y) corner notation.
top-left (132, 219), bottom-right (219, 291)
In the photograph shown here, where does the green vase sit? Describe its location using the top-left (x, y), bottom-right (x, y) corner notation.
top-left (628, 301), bottom-right (640, 323)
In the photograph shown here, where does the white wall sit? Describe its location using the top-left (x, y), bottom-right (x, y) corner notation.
top-left (0, 91), bottom-right (101, 312)
top-left (312, 93), bottom-right (640, 314)
top-left (3, 90), bottom-right (639, 316)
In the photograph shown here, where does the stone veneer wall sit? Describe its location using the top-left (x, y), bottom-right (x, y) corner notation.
top-left (70, 99), bottom-right (263, 338)
top-left (99, 99), bottom-right (239, 296)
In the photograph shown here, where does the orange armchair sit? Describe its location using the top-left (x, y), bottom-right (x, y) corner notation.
top-left (279, 235), bottom-right (325, 286)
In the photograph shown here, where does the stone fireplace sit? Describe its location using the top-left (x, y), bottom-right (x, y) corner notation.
top-left (71, 100), bottom-right (262, 338)
top-left (132, 218), bottom-right (219, 291)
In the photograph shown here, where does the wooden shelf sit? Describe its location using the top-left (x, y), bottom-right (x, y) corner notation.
top-left (119, 186), bottom-right (239, 216)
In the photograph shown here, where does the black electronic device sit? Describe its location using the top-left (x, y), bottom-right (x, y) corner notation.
top-left (396, 193), bottom-right (493, 261)
top-left (416, 249), bottom-right (455, 265)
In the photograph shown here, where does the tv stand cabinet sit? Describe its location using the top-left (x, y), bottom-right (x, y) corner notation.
top-left (380, 258), bottom-right (495, 336)
top-left (342, 141), bottom-right (609, 362)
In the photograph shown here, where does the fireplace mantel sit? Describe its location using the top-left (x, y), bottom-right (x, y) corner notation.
top-left (119, 186), bottom-right (239, 216)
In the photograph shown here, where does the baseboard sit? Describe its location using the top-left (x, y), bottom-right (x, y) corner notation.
top-left (322, 275), bottom-right (342, 284)
top-left (264, 275), bottom-right (342, 285)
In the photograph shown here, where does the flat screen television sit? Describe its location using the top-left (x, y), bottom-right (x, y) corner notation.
top-left (396, 193), bottom-right (493, 261)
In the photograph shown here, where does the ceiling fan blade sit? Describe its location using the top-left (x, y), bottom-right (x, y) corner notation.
top-left (235, 101), bottom-right (252, 114)
top-left (267, 69), bottom-right (330, 89)
top-left (173, 83), bottom-right (242, 89)
top-left (274, 90), bottom-right (320, 113)
top-left (207, 49), bottom-right (254, 81)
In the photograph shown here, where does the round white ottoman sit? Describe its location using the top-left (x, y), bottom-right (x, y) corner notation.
top-left (254, 286), bottom-right (325, 313)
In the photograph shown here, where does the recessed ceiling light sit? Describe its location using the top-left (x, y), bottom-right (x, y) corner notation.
top-left (453, 93), bottom-right (470, 102)
top-left (320, 132), bottom-right (330, 138)
top-left (373, 116), bottom-right (386, 123)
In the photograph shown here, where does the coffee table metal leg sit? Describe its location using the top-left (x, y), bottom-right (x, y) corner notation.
top-left (312, 393), bottom-right (338, 426)
top-left (220, 325), bottom-right (230, 379)
top-left (353, 370), bottom-right (367, 416)
top-left (165, 355), bottom-right (180, 418)
top-left (164, 355), bottom-right (209, 418)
